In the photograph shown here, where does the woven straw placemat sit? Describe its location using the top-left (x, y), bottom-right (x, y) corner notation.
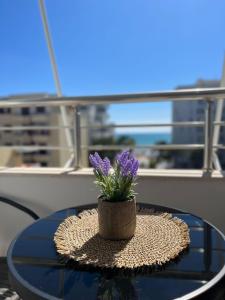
top-left (54, 208), bottom-right (190, 269)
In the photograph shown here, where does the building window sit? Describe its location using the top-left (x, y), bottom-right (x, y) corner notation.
top-left (27, 130), bottom-right (34, 136)
top-left (96, 106), bottom-right (106, 113)
top-left (36, 107), bottom-right (45, 114)
top-left (39, 150), bottom-right (48, 155)
top-left (7, 108), bottom-right (11, 113)
top-left (40, 130), bottom-right (49, 135)
top-left (21, 108), bottom-right (30, 115)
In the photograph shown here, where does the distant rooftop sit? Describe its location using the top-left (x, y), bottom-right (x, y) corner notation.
top-left (177, 79), bottom-right (220, 90)
top-left (0, 93), bottom-right (55, 101)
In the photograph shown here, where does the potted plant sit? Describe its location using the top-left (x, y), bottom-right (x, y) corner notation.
top-left (89, 150), bottom-right (139, 240)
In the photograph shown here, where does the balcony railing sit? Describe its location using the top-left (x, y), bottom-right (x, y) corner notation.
top-left (0, 87), bottom-right (225, 172)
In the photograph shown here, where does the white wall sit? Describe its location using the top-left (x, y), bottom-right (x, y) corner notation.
top-left (0, 169), bottom-right (224, 256)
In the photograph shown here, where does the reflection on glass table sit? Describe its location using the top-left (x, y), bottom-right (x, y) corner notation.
top-left (7, 203), bottom-right (225, 300)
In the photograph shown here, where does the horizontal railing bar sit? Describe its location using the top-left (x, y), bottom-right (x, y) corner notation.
top-left (81, 121), bottom-right (205, 129)
top-left (214, 122), bottom-right (225, 126)
top-left (0, 121), bottom-right (222, 132)
top-left (83, 144), bottom-right (205, 151)
top-left (0, 125), bottom-right (73, 131)
top-left (0, 87), bottom-right (225, 107)
top-left (213, 144), bottom-right (225, 149)
top-left (0, 144), bottom-right (223, 151)
top-left (0, 146), bottom-right (74, 151)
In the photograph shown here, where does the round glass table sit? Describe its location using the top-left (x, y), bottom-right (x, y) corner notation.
top-left (7, 203), bottom-right (225, 300)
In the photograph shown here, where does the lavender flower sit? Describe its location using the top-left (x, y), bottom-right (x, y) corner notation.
top-left (90, 150), bottom-right (139, 202)
top-left (102, 157), bottom-right (111, 176)
top-left (89, 153), bottom-right (99, 169)
top-left (131, 159), bottom-right (139, 177)
top-left (121, 160), bottom-right (132, 176)
top-left (116, 150), bottom-right (129, 167)
top-left (94, 152), bottom-right (103, 165)
top-left (117, 150), bottom-right (139, 177)
top-left (89, 153), bottom-right (111, 176)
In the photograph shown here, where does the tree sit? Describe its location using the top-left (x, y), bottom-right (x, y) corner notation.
top-left (155, 140), bottom-right (172, 161)
top-left (89, 135), bottom-right (136, 165)
top-left (149, 140), bottom-right (172, 169)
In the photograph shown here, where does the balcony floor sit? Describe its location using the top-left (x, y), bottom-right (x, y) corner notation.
top-left (0, 258), bottom-right (20, 300)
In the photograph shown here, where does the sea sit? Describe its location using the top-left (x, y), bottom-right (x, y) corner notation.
top-left (115, 132), bottom-right (171, 145)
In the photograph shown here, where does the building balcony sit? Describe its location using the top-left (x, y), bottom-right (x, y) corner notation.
top-left (0, 87), bottom-right (225, 256)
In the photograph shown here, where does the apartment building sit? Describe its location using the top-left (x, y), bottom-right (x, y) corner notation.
top-left (0, 93), bottom-right (68, 167)
top-left (172, 79), bottom-right (225, 168)
top-left (0, 94), bottom-right (113, 167)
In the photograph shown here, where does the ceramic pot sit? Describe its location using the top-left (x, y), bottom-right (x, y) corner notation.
top-left (98, 197), bottom-right (136, 240)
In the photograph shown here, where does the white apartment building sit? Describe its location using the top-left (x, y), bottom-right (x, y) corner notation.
top-left (172, 79), bottom-right (225, 168)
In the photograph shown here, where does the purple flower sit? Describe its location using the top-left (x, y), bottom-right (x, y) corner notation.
top-left (102, 157), bottom-right (111, 176)
top-left (89, 153), bottom-right (99, 169)
top-left (116, 150), bottom-right (129, 167)
top-left (131, 159), bottom-right (139, 177)
top-left (121, 160), bottom-right (132, 176)
top-left (89, 152), bottom-right (111, 176)
top-left (94, 152), bottom-right (103, 165)
top-left (116, 150), bottom-right (139, 177)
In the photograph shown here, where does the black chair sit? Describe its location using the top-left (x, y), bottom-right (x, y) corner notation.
top-left (0, 196), bottom-right (39, 300)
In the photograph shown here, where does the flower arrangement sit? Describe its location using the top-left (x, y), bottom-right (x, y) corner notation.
top-left (89, 150), bottom-right (139, 202)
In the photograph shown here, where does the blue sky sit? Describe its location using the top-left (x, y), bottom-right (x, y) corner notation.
top-left (0, 0), bottom-right (225, 131)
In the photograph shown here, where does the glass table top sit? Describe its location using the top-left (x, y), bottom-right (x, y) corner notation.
top-left (7, 203), bottom-right (225, 300)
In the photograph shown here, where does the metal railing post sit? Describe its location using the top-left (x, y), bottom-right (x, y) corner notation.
top-left (74, 106), bottom-right (81, 169)
top-left (80, 110), bottom-right (89, 167)
top-left (203, 99), bottom-right (213, 172)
